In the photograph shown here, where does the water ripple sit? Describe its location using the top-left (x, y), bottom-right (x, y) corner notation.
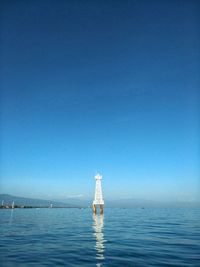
top-left (0, 208), bottom-right (200, 266)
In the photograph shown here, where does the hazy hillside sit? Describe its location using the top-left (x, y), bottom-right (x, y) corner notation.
top-left (0, 194), bottom-right (83, 207)
top-left (1, 194), bottom-right (199, 208)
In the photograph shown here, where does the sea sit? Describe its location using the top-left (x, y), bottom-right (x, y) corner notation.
top-left (0, 208), bottom-right (200, 266)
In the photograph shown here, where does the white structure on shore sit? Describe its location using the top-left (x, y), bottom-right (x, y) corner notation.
top-left (93, 173), bottom-right (104, 214)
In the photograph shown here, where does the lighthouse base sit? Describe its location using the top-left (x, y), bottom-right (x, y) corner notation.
top-left (92, 204), bottom-right (104, 214)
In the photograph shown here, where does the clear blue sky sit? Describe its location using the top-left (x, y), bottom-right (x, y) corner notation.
top-left (1, 0), bottom-right (199, 202)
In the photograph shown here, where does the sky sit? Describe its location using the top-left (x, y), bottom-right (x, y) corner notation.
top-left (0, 0), bottom-right (199, 203)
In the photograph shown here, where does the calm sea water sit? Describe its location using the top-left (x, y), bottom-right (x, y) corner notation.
top-left (0, 208), bottom-right (200, 266)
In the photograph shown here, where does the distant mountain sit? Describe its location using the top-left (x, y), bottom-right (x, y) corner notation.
top-left (0, 194), bottom-right (84, 207)
top-left (53, 197), bottom-right (92, 207)
top-left (1, 194), bottom-right (198, 209)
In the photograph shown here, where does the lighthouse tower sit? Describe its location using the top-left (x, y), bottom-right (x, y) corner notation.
top-left (93, 173), bottom-right (104, 214)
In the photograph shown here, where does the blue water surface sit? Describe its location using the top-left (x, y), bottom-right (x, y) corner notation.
top-left (0, 208), bottom-right (200, 266)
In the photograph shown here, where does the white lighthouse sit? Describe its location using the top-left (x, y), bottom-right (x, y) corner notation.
top-left (93, 173), bottom-right (104, 214)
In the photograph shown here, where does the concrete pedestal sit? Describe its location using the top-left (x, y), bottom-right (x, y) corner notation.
top-left (92, 204), bottom-right (104, 214)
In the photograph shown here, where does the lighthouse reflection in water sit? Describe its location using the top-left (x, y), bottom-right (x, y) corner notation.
top-left (93, 214), bottom-right (105, 265)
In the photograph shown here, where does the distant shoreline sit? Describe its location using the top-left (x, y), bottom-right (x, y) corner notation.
top-left (0, 205), bottom-right (86, 209)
